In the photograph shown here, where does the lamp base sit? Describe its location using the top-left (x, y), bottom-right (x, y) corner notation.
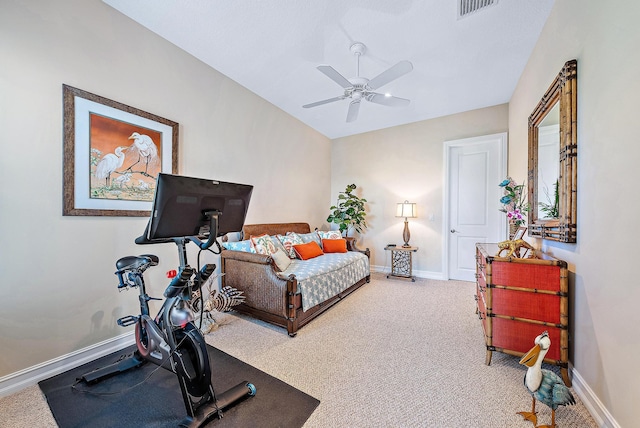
top-left (402, 219), bottom-right (411, 248)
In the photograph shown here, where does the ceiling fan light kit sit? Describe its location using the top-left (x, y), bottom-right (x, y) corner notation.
top-left (303, 42), bottom-right (413, 123)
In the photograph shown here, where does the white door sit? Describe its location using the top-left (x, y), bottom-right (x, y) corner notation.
top-left (445, 133), bottom-right (506, 281)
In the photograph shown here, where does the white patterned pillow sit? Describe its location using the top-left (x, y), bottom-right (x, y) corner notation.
top-left (277, 233), bottom-right (304, 258)
top-left (250, 234), bottom-right (277, 255)
top-left (271, 248), bottom-right (292, 272)
top-left (271, 235), bottom-right (287, 254)
top-left (317, 230), bottom-right (342, 241)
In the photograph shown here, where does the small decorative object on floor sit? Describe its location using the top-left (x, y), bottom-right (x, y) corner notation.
top-left (190, 277), bottom-right (246, 334)
top-left (495, 239), bottom-right (534, 258)
top-left (518, 331), bottom-right (575, 428)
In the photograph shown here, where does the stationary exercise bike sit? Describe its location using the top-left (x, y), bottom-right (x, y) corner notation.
top-left (80, 174), bottom-right (256, 427)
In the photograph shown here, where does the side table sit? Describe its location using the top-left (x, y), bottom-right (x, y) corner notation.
top-left (384, 245), bottom-right (418, 281)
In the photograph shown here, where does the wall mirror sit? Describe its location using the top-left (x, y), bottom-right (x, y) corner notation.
top-left (528, 59), bottom-right (577, 242)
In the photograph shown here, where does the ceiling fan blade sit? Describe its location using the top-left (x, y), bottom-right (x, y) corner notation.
top-left (302, 96), bottom-right (344, 108)
top-left (346, 100), bottom-right (361, 123)
top-left (317, 65), bottom-right (353, 89)
top-left (367, 92), bottom-right (411, 107)
top-left (367, 60), bottom-right (413, 90)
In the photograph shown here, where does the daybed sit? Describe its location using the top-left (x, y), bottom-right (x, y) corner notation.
top-left (220, 222), bottom-right (370, 336)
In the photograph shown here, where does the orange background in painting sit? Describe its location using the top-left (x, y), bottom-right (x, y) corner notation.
top-left (90, 113), bottom-right (162, 200)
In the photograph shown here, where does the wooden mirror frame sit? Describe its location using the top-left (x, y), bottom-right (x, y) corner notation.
top-left (527, 59), bottom-right (577, 242)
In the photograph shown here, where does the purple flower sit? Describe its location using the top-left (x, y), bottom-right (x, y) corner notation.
top-left (508, 209), bottom-right (523, 220)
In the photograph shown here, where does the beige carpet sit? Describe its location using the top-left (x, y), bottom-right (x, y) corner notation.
top-left (0, 273), bottom-right (597, 427)
top-left (205, 273), bottom-right (597, 428)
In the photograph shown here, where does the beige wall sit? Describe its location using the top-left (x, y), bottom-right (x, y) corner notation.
top-left (331, 105), bottom-right (508, 276)
top-left (509, 0), bottom-right (640, 426)
top-left (0, 0), bottom-right (330, 377)
top-left (2, 1), bottom-right (635, 425)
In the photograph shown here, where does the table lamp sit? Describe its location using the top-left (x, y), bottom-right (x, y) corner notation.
top-left (396, 201), bottom-right (417, 248)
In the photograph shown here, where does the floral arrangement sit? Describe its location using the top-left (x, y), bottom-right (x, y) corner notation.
top-left (499, 178), bottom-right (528, 227)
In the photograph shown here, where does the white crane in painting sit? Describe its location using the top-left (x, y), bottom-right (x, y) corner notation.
top-left (112, 172), bottom-right (132, 188)
top-left (95, 146), bottom-right (127, 187)
top-left (127, 132), bottom-right (158, 174)
top-left (137, 179), bottom-right (150, 191)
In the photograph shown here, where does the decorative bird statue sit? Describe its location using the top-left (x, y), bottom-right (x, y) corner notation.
top-left (127, 132), bottom-right (158, 174)
top-left (95, 146), bottom-right (127, 187)
top-left (518, 331), bottom-right (575, 428)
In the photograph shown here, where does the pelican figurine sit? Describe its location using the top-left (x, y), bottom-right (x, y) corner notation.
top-left (518, 331), bottom-right (575, 428)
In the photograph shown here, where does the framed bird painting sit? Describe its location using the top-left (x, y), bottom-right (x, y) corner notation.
top-left (63, 84), bottom-right (178, 216)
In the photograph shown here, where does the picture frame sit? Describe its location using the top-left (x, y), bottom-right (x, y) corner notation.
top-left (514, 225), bottom-right (527, 240)
top-left (63, 84), bottom-right (179, 216)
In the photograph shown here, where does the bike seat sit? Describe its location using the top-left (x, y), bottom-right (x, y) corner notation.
top-left (116, 255), bottom-right (159, 271)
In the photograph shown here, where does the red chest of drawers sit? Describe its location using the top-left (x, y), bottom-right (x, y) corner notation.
top-left (475, 243), bottom-right (570, 385)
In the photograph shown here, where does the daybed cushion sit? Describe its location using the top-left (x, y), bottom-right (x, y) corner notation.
top-left (250, 234), bottom-right (278, 255)
top-left (276, 251), bottom-right (370, 311)
top-left (317, 230), bottom-right (342, 240)
top-left (322, 238), bottom-right (347, 253)
top-left (296, 231), bottom-right (322, 247)
top-left (293, 241), bottom-right (324, 260)
top-left (221, 240), bottom-right (255, 252)
top-left (278, 233), bottom-right (304, 258)
top-left (271, 248), bottom-right (292, 272)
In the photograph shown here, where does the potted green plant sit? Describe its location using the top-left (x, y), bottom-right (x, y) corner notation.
top-left (539, 180), bottom-right (560, 219)
top-left (327, 184), bottom-right (367, 237)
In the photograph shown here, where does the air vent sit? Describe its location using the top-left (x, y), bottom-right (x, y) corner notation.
top-left (458, 0), bottom-right (498, 19)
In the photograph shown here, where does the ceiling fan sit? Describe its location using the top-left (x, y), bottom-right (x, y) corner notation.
top-left (303, 42), bottom-right (413, 123)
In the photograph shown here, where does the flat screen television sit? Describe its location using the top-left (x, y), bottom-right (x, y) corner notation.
top-left (144, 173), bottom-right (253, 241)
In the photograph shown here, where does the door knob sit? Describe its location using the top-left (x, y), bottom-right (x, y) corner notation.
top-left (450, 229), bottom-right (459, 233)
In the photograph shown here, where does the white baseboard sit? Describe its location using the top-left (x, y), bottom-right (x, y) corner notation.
top-left (371, 264), bottom-right (445, 280)
top-left (570, 367), bottom-right (621, 428)
top-left (0, 332), bottom-right (135, 397)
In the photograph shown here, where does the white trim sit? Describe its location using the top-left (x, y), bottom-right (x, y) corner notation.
top-left (570, 367), bottom-right (621, 428)
top-left (0, 332), bottom-right (135, 397)
top-left (442, 132), bottom-right (507, 280)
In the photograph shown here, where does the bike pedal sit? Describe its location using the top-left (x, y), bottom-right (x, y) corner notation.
top-left (117, 315), bottom-right (139, 327)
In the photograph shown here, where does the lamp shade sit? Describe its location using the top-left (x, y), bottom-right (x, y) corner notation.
top-left (396, 201), bottom-right (417, 218)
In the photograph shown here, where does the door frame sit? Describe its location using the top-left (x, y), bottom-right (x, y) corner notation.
top-left (442, 132), bottom-right (507, 280)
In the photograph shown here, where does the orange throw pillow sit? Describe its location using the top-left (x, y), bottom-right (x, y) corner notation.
top-left (322, 238), bottom-right (348, 253)
top-left (293, 241), bottom-right (324, 260)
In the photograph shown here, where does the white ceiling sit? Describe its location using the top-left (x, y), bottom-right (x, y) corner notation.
top-left (102, 0), bottom-right (555, 139)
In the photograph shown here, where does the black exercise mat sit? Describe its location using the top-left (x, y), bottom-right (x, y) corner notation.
top-left (39, 344), bottom-right (319, 428)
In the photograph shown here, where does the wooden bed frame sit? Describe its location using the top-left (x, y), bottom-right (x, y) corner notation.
top-left (220, 223), bottom-right (370, 336)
